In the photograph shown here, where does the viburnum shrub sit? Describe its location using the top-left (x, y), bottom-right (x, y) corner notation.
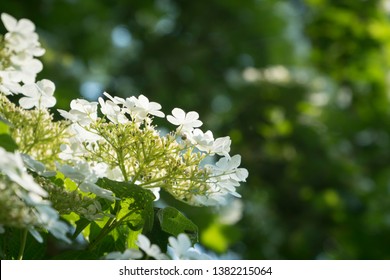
top-left (0, 13), bottom-right (248, 260)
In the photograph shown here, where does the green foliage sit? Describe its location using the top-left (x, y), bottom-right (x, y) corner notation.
top-left (0, 120), bottom-right (18, 152)
top-left (157, 206), bottom-right (198, 244)
top-left (97, 178), bottom-right (155, 230)
top-left (0, 228), bottom-right (47, 260)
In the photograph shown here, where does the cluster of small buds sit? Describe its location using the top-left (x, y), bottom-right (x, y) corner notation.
top-left (0, 94), bottom-right (69, 166)
top-left (31, 167), bottom-right (105, 221)
top-left (58, 92), bottom-right (248, 206)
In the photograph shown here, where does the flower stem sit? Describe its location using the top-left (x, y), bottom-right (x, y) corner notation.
top-left (87, 200), bottom-right (121, 251)
top-left (17, 229), bottom-right (28, 260)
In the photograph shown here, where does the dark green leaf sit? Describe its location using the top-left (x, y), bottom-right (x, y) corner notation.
top-left (72, 218), bottom-right (91, 239)
top-left (157, 207), bottom-right (198, 245)
top-left (0, 227), bottom-right (46, 260)
top-left (96, 178), bottom-right (155, 229)
top-left (0, 121), bottom-right (18, 152)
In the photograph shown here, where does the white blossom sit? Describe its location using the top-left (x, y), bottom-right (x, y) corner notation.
top-left (168, 233), bottom-right (211, 260)
top-left (1, 13), bottom-right (43, 55)
top-left (105, 166), bottom-right (125, 182)
top-left (58, 99), bottom-right (98, 125)
top-left (103, 91), bottom-right (125, 105)
top-left (167, 108), bottom-right (203, 133)
top-left (34, 204), bottom-right (70, 243)
top-left (19, 79), bottom-right (56, 109)
top-left (217, 199), bottom-right (243, 225)
top-left (98, 97), bottom-right (128, 124)
top-left (0, 148), bottom-right (70, 243)
top-left (212, 136), bottom-right (232, 157)
top-left (57, 161), bottom-right (115, 201)
top-left (119, 94), bottom-right (165, 122)
top-left (0, 147), bottom-right (47, 197)
top-left (131, 94), bottom-right (165, 118)
top-left (1, 13), bottom-right (45, 85)
top-left (214, 155), bottom-right (248, 182)
top-left (136, 234), bottom-right (168, 260)
top-left (0, 71), bottom-right (22, 95)
top-left (21, 154), bottom-right (56, 177)
top-left (191, 129), bottom-right (214, 153)
top-left (105, 249), bottom-right (143, 260)
top-left (79, 181), bottom-right (116, 201)
top-left (10, 56), bottom-right (43, 84)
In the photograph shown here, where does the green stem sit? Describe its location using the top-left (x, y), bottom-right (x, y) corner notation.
top-left (87, 200), bottom-right (121, 251)
top-left (87, 218), bottom-right (117, 251)
top-left (17, 229), bottom-right (28, 260)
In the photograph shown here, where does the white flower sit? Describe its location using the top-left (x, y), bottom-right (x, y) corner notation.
top-left (217, 199), bottom-right (243, 225)
top-left (105, 249), bottom-right (143, 260)
top-left (132, 94), bottom-right (165, 118)
top-left (0, 148), bottom-right (70, 243)
top-left (214, 155), bottom-right (248, 182)
top-left (69, 123), bottom-right (102, 143)
top-left (11, 57), bottom-right (43, 84)
top-left (103, 91), bottom-right (125, 105)
top-left (191, 129), bottom-right (214, 153)
top-left (167, 108), bottom-right (203, 132)
top-left (192, 186), bottom-right (228, 206)
top-left (212, 136), bottom-right (231, 157)
top-left (79, 181), bottom-right (115, 201)
top-left (1, 13), bottom-right (44, 55)
top-left (0, 71), bottom-right (22, 95)
top-left (21, 154), bottom-right (56, 177)
top-left (150, 187), bottom-right (161, 201)
top-left (136, 234), bottom-right (168, 260)
top-left (59, 138), bottom-right (84, 161)
top-left (58, 99), bottom-right (98, 125)
top-left (120, 94), bottom-right (165, 122)
top-left (168, 233), bottom-right (211, 260)
top-left (202, 155), bottom-right (248, 200)
top-left (19, 79), bottom-right (56, 109)
top-left (35, 204), bottom-right (71, 243)
top-left (168, 233), bottom-right (191, 258)
top-left (57, 161), bottom-right (115, 201)
top-left (57, 162), bottom-right (93, 184)
top-left (98, 97), bottom-right (128, 124)
top-left (106, 166), bottom-right (125, 181)
top-left (0, 147), bottom-right (47, 197)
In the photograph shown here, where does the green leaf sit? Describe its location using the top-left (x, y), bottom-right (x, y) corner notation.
top-left (84, 178), bottom-right (156, 256)
top-left (0, 120), bottom-right (10, 134)
top-left (72, 218), bottom-right (91, 239)
top-left (96, 178), bottom-right (155, 229)
top-left (157, 207), bottom-right (198, 244)
top-left (97, 178), bottom-right (155, 200)
top-left (0, 120), bottom-right (18, 152)
top-left (0, 227), bottom-right (46, 259)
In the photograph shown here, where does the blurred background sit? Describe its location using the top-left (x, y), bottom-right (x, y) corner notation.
top-left (2, 0), bottom-right (390, 259)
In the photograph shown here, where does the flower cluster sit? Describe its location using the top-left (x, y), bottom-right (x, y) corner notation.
top-left (0, 13), bottom-right (248, 260)
top-left (58, 92), bottom-right (248, 206)
top-left (0, 13), bottom-right (55, 109)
